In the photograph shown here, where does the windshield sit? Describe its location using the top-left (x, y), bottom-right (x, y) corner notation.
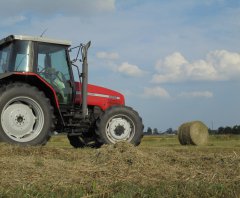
top-left (0, 40), bottom-right (32, 73)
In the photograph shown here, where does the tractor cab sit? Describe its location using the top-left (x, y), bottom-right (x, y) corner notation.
top-left (0, 35), bottom-right (73, 104)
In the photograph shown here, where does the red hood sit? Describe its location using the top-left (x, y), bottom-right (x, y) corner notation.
top-left (75, 82), bottom-right (125, 110)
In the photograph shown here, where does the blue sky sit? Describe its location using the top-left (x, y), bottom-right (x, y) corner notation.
top-left (1, 0), bottom-right (240, 131)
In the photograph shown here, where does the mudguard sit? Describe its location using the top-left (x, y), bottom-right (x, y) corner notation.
top-left (0, 72), bottom-right (64, 125)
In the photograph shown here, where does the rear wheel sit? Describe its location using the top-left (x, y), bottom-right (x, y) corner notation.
top-left (0, 83), bottom-right (54, 145)
top-left (95, 106), bottom-right (143, 145)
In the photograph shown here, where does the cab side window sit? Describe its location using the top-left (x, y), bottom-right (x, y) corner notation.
top-left (0, 44), bottom-right (11, 73)
top-left (36, 43), bottom-right (72, 104)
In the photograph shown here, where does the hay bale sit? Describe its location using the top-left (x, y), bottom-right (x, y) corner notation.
top-left (178, 121), bottom-right (209, 146)
top-left (177, 123), bottom-right (188, 145)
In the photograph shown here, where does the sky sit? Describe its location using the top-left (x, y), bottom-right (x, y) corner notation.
top-left (1, 0), bottom-right (240, 131)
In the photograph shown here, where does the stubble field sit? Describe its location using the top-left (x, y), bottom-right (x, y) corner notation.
top-left (0, 135), bottom-right (239, 198)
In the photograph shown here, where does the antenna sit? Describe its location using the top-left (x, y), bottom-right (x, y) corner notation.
top-left (40, 28), bottom-right (48, 37)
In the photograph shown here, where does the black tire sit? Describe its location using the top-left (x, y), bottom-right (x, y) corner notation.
top-left (95, 106), bottom-right (144, 145)
top-left (0, 82), bottom-right (54, 145)
top-left (67, 135), bottom-right (85, 148)
top-left (67, 134), bottom-right (102, 148)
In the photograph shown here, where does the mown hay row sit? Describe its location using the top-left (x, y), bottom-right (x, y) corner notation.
top-left (178, 121), bottom-right (209, 146)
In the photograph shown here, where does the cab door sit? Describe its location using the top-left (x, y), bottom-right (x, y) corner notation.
top-left (36, 42), bottom-right (73, 104)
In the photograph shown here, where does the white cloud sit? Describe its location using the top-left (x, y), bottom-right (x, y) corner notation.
top-left (152, 50), bottom-right (240, 83)
top-left (207, 50), bottom-right (240, 79)
top-left (117, 62), bottom-right (145, 77)
top-left (95, 52), bottom-right (145, 78)
top-left (153, 52), bottom-right (187, 83)
top-left (178, 91), bottom-right (213, 98)
top-left (142, 86), bottom-right (170, 99)
top-left (96, 51), bottom-right (119, 60)
top-left (155, 52), bottom-right (187, 73)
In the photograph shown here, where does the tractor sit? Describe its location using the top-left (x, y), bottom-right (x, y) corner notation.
top-left (0, 35), bottom-right (143, 147)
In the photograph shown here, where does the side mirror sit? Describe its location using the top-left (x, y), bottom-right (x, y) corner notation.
top-left (69, 41), bottom-right (91, 64)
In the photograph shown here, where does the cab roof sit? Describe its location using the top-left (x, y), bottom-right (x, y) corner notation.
top-left (0, 35), bottom-right (71, 46)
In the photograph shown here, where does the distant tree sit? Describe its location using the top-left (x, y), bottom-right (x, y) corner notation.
top-left (146, 127), bottom-right (152, 135)
top-left (218, 127), bottom-right (224, 134)
top-left (224, 126), bottom-right (232, 134)
top-left (237, 126), bottom-right (240, 135)
top-left (237, 126), bottom-right (240, 134)
top-left (153, 128), bottom-right (159, 135)
top-left (232, 125), bottom-right (240, 135)
top-left (165, 128), bottom-right (173, 134)
top-left (217, 125), bottom-right (240, 135)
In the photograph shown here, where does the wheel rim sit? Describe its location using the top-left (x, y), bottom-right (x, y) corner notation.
top-left (1, 96), bottom-right (44, 142)
top-left (105, 114), bottom-right (135, 143)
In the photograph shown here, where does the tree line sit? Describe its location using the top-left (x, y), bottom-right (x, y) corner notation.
top-left (144, 127), bottom-right (176, 135)
top-left (212, 125), bottom-right (240, 135)
top-left (145, 125), bottom-right (240, 135)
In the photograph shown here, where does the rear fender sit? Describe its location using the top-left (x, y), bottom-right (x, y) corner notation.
top-left (0, 72), bottom-right (64, 124)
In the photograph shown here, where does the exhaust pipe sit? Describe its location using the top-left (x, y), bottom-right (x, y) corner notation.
top-left (81, 41), bottom-right (91, 119)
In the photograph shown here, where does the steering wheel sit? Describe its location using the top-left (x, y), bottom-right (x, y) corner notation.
top-left (38, 66), bottom-right (68, 87)
top-left (39, 67), bottom-right (58, 81)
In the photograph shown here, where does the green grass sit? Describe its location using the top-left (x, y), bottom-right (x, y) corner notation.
top-left (0, 135), bottom-right (239, 198)
top-left (141, 134), bottom-right (240, 148)
top-left (140, 135), bottom-right (180, 147)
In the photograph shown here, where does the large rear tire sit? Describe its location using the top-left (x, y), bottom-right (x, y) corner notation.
top-left (0, 83), bottom-right (54, 145)
top-left (95, 106), bottom-right (143, 145)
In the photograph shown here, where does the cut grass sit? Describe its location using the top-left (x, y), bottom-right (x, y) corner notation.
top-left (0, 135), bottom-right (239, 197)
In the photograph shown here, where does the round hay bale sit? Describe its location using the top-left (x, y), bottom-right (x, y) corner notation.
top-left (177, 123), bottom-right (188, 145)
top-left (178, 121), bottom-right (209, 146)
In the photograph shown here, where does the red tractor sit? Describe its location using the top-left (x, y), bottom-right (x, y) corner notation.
top-left (0, 35), bottom-right (143, 147)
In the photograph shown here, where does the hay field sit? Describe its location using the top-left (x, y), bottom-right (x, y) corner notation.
top-left (0, 135), bottom-right (239, 198)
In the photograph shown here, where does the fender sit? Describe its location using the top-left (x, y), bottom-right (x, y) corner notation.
top-left (0, 72), bottom-right (59, 108)
top-left (0, 72), bottom-right (65, 125)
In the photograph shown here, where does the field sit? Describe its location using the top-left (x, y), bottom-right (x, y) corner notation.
top-left (0, 135), bottom-right (239, 198)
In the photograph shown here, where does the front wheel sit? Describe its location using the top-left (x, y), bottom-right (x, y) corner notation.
top-left (95, 106), bottom-right (144, 145)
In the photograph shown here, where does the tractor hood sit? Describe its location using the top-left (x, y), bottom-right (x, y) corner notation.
top-left (75, 82), bottom-right (125, 110)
